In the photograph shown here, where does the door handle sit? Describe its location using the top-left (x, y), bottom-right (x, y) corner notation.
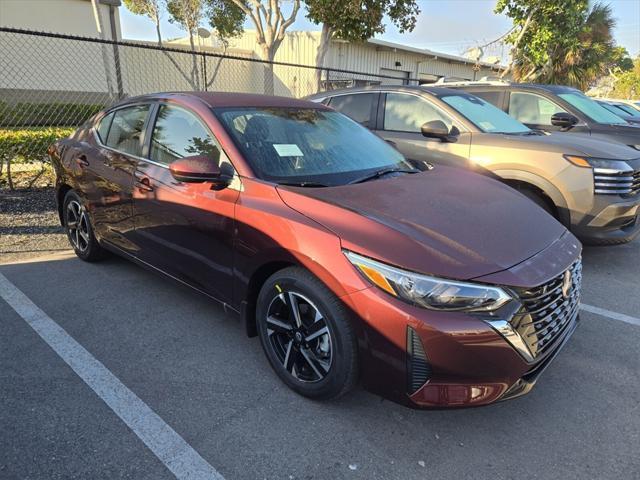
top-left (135, 176), bottom-right (154, 193)
top-left (76, 155), bottom-right (89, 167)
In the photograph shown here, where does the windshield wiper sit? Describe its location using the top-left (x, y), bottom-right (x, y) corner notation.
top-left (347, 167), bottom-right (419, 185)
top-left (277, 181), bottom-right (330, 188)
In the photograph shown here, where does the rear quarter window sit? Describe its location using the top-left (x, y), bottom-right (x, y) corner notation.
top-left (96, 112), bottom-right (114, 143)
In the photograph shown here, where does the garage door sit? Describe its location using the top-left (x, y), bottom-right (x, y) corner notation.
top-left (379, 68), bottom-right (410, 85)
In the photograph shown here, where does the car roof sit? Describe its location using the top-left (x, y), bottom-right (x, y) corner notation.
top-left (447, 83), bottom-right (581, 94)
top-left (111, 91), bottom-right (328, 110)
top-left (307, 84), bottom-right (464, 99)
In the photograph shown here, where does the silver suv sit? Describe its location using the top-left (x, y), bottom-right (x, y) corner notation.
top-left (307, 86), bottom-right (640, 245)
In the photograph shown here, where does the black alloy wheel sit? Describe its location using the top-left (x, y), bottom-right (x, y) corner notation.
top-left (257, 267), bottom-right (358, 400)
top-left (63, 190), bottom-right (107, 262)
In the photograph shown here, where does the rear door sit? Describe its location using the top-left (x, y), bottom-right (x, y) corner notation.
top-left (131, 102), bottom-right (239, 303)
top-left (90, 103), bottom-right (151, 253)
top-left (374, 92), bottom-right (471, 169)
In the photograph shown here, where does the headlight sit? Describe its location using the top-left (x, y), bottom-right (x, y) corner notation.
top-left (563, 155), bottom-right (634, 171)
top-left (344, 251), bottom-right (513, 312)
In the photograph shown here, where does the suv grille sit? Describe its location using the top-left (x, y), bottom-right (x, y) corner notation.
top-left (593, 168), bottom-right (640, 196)
top-left (510, 260), bottom-right (582, 360)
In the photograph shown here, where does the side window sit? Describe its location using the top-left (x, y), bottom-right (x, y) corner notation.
top-left (96, 112), bottom-right (114, 143)
top-left (105, 105), bottom-right (150, 156)
top-left (508, 92), bottom-right (566, 125)
top-left (328, 94), bottom-right (375, 127)
top-left (383, 93), bottom-right (453, 132)
top-left (150, 104), bottom-right (225, 166)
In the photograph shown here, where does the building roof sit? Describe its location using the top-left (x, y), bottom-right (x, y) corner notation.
top-left (365, 38), bottom-right (503, 69)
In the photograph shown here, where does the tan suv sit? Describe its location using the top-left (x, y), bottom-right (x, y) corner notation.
top-left (307, 86), bottom-right (640, 245)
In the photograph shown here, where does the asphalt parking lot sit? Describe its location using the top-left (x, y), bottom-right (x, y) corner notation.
top-left (1, 240), bottom-right (639, 480)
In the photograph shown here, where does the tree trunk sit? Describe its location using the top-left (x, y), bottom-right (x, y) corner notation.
top-left (501, 7), bottom-right (536, 79)
top-left (6, 158), bottom-right (13, 191)
top-left (189, 33), bottom-right (201, 90)
top-left (261, 44), bottom-right (275, 96)
top-left (315, 24), bottom-right (332, 93)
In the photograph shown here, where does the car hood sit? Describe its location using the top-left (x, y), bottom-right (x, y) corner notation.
top-left (277, 166), bottom-right (568, 281)
top-left (481, 131), bottom-right (640, 160)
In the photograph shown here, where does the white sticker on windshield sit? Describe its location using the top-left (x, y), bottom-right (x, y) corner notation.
top-left (273, 144), bottom-right (304, 157)
top-left (479, 121), bottom-right (495, 130)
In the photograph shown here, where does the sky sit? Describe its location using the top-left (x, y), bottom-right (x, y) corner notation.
top-left (120, 0), bottom-right (640, 59)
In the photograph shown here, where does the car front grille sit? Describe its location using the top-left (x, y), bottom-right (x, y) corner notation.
top-left (593, 168), bottom-right (640, 196)
top-left (509, 260), bottom-right (582, 361)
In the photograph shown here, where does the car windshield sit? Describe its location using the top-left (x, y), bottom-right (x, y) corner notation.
top-left (215, 107), bottom-right (412, 186)
top-left (440, 94), bottom-right (531, 134)
top-left (558, 92), bottom-right (626, 124)
top-left (615, 104), bottom-right (640, 117)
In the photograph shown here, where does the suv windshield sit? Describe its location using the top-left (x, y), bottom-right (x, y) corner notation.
top-left (215, 107), bottom-right (412, 186)
top-left (558, 92), bottom-right (626, 125)
top-left (440, 94), bottom-right (531, 134)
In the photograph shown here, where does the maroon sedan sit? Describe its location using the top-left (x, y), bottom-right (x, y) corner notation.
top-left (49, 92), bottom-right (582, 408)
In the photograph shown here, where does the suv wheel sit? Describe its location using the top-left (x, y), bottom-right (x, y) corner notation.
top-left (519, 188), bottom-right (554, 216)
top-left (256, 267), bottom-right (358, 400)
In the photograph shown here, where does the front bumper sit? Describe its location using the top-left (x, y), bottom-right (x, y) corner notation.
top-left (572, 195), bottom-right (640, 244)
top-left (342, 285), bottom-right (577, 409)
top-left (340, 233), bottom-right (581, 409)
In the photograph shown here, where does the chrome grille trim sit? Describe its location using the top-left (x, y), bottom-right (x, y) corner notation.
top-left (593, 168), bottom-right (640, 196)
top-left (510, 260), bottom-right (582, 361)
top-left (485, 260), bottom-right (582, 364)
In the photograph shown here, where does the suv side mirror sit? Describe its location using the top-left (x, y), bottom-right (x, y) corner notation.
top-left (169, 155), bottom-right (230, 188)
top-left (551, 112), bottom-right (579, 129)
top-left (421, 120), bottom-right (459, 142)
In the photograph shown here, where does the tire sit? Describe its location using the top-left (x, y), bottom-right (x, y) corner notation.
top-left (256, 267), bottom-right (358, 400)
top-left (63, 190), bottom-right (107, 262)
top-left (519, 188), bottom-right (555, 216)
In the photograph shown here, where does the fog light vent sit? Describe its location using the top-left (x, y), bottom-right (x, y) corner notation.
top-left (407, 327), bottom-right (432, 394)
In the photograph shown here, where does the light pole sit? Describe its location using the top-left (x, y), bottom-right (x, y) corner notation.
top-left (197, 28), bottom-right (211, 91)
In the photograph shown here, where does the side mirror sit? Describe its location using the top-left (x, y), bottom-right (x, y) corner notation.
top-left (169, 155), bottom-right (229, 186)
top-left (421, 120), bottom-right (458, 142)
top-left (551, 112), bottom-right (579, 129)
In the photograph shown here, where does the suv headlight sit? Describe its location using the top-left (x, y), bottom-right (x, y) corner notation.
top-left (344, 251), bottom-right (513, 312)
top-left (563, 155), bottom-right (634, 171)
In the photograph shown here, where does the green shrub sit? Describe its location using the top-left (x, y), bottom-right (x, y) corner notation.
top-left (0, 101), bottom-right (104, 127)
top-left (0, 126), bottom-right (75, 164)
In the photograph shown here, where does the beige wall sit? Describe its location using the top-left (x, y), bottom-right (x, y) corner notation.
top-left (216, 30), bottom-right (501, 84)
top-left (0, 0), bottom-right (121, 39)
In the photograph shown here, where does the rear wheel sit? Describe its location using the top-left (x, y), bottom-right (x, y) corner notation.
top-left (63, 190), bottom-right (107, 262)
top-left (256, 267), bottom-right (358, 400)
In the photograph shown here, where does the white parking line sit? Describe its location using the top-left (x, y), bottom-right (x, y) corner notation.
top-left (581, 303), bottom-right (640, 327)
top-left (0, 273), bottom-right (224, 480)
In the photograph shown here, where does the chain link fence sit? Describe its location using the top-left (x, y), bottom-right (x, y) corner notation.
top-left (0, 27), bottom-right (416, 189)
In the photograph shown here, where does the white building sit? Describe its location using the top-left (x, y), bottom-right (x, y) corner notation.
top-left (173, 30), bottom-right (504, 87)
top-left (0, 0), bottom-right (122, 39)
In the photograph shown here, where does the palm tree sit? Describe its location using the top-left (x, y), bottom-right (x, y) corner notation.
top-left (513, 2), bottom-right (617, 89)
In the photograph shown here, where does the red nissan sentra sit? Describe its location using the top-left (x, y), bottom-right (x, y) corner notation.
top-left (49, 92), bottom-right (582, 408)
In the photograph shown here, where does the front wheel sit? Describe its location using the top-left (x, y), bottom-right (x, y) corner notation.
top-left (63, 190), bottom-right (107, 262)
top-left (256, 267), bottom-right (358, 400)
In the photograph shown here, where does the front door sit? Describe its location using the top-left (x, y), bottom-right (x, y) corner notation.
top-left (374, 92), bottom-right (472, 170)
top-left (131, 103), bottom-right (239, 303)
